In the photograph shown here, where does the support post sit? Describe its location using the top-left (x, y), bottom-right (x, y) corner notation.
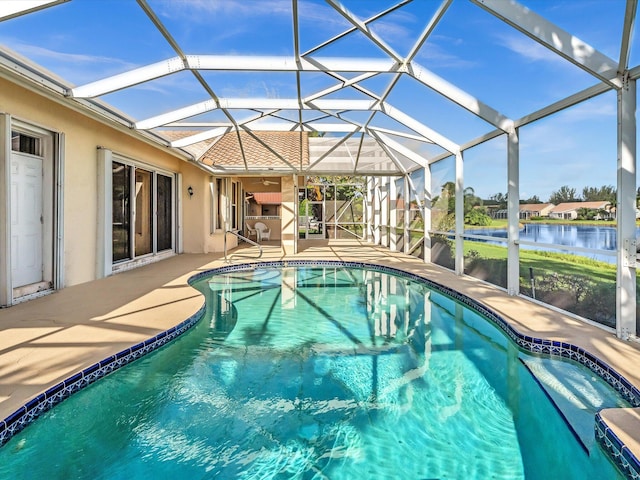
top-left (381, 177), bottom-right (389, 247)
top-left (96, 147), bottom-right (113, 278)
top-left (366, 176), bottom-right (374, 243)
top-left (0, 114), bottom-right (11, 306)
top-left (424, 165), bottom-right (431, 264)
top-left (507, 129), bottom-right (520, 296)
top-left (390, 178), bottom-right (398, 252)
top-left (373, 176), bottom-right (381, 244)
top-left (404, 175), bottom-right (410, 253)
top-left (455, 151), bottom-right (464, 275)
top-left (617, 75), bottom-right (637, 340)
top-left (281, 175), bottom-right (297, 255)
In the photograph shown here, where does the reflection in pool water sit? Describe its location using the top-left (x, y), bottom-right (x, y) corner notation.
top-left (0, 266), bottom-right (629, 479)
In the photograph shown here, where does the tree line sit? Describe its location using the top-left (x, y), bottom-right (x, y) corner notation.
top-left (432, 183), bottom-right (632, 228)
top-left (488, 184), bottom-right (621, 206)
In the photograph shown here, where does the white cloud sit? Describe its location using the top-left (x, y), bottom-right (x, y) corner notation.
top-left (155, 0), bottom-right (321, 25)
top-left (495, 32), bottom-right (567, 65)
top-left (554, 96), bottom-right (616, 122)
top-left (414, 34), bottom-right (479, 69)
top-left (156, 0), bottom-right (291, 18)
top-left (4, 40), bottom-right (132, 68)
top-left (0, 38), bottom-right (138, 85)
top-left (154, 0), bottom-right (421, 59)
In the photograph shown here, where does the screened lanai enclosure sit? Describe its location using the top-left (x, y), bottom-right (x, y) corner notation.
top-left (0, 0), bottom-right (639, 340)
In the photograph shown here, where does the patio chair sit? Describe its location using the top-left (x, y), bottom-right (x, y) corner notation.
top-left (245, 222), bottom-right (258, 240)
top-left (254, 222), bottom-right (271, 242)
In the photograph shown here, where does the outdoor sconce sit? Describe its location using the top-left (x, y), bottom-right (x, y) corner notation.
top-left (188, 186), bottom-right (194, 198)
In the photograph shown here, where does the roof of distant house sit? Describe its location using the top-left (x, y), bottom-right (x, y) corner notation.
top-left (519, 203), bottom-right (554, 211)
top-left (252, 192), bottom-right (282, 204)
top-left (550, 201), bottom-right (611, 212)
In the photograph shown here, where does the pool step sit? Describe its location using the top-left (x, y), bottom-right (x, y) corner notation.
top-left (520, 355), bottom-right (629, 455)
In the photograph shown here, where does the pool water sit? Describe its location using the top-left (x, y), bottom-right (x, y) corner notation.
top-left (0, 266), bottom-right (628, 479)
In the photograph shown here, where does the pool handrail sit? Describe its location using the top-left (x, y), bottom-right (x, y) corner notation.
top-left (224, 230), bottom-right (263, 263)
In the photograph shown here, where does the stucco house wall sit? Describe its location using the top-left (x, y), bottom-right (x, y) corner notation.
top-left (0, 76), bottom-right (212, 288)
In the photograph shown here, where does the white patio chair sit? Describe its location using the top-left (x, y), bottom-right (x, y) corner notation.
top-left (254, 222), bottom-right (271, 242)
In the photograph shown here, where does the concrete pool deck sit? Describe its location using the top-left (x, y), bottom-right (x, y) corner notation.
top-left (1, 239), bottom-right (639, 467)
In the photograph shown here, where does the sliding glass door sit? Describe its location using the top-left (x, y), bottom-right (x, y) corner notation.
top-left (112, 161), bottom-right (174, 263)
top-left (135, 168), bottom-right (153, 257)
top-left (112, 162), bottom-right (131, 262)
top-left (157, 174), bottom-right (173, 252)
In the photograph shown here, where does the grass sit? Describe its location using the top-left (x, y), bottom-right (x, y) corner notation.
top-left (463, 240), bottom-right (617, 282)
top-left (432, 220), bottom-right (634, 326)
top-left (463, 219), bottom-right (508, 229)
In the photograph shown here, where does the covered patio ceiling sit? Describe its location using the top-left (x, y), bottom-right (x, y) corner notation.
top-left (0, 0), bottom-right (634, 176)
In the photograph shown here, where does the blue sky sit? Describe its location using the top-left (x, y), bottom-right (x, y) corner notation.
top-left (0, 0), bottom-right (632, 201)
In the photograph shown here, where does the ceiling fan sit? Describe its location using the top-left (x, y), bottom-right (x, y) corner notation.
top-left (252, 178), bottom-right (279, 186)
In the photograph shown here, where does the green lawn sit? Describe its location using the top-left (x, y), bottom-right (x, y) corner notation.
top-left (463, 240), bottom-right (617, 282)
top-left (429, 219), bottom-right (636, 327)
top-left (460, 238), bottom-right (623, 328)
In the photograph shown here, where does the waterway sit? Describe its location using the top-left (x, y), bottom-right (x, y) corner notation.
top-left (465, 223), bottom-right (640, 264)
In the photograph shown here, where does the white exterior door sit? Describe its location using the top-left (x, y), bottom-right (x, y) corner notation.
top-left (11, 152), bottom-right (43, 287)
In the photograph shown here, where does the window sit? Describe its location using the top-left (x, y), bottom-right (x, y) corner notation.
top-left (231, 182), bottom-right (237, 230)
top-left (262, 205), bottom-right (278, 216)
top-left (209, 178), bottom-right (242, 233)
top-left (111, 160), bottom-right (174, 263)
top-left (211, 177), bottom-right (224, 232)
top-left (11, 131), bottom-right (41, 155)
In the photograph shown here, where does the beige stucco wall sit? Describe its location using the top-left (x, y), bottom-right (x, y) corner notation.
top-left (181, 165), bottom-right (211, 254)
top-left (0, 76), bottom-right (211, 287)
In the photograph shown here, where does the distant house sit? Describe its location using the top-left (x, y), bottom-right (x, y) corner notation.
top-left (519, 203), bottom-right (555, 219)
top-left (247, 192), bottom-right (282, 217)
top-left (549, 201), bottom-right (613, 220)
top-left (483, 204), bottom-right (502, 219)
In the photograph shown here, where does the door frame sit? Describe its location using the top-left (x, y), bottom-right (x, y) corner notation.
top-left (0, 115), bottom-right (64, 306)
top-left (97, 149), bottom-right (178, 277)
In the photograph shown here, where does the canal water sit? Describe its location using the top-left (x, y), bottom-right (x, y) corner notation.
top-left (466, 223), bottom-right (640, 264)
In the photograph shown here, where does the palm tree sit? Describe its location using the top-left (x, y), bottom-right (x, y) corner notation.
top-left (606, 199), bottom-right (617, 220)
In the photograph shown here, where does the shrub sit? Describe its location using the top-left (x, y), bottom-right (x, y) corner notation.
top-left (464, 255), bottom-right (507, 288)
top-left (525, 272), bottom-right (615, 328)
top-left (465, 208), bottom-right (492, 226)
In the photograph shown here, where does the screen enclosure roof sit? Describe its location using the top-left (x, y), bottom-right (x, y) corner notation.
top-left (0, 0), bottom-right (635, 176)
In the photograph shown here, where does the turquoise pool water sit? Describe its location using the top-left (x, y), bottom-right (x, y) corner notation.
top-left (0, 266), bottom-right (629, 479)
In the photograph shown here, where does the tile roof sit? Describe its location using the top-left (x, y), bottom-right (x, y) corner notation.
top-left (519, 203), bottom-right (554, 211)
top-left (253, 193), bottom-right (282, 204)
top-left (200, 131), bottom-right (309, 170)
top-left (550, 201), bottom-right (611, 212)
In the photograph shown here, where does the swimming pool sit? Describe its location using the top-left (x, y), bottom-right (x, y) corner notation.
top-left (0, 262), bottom-right (637, 478)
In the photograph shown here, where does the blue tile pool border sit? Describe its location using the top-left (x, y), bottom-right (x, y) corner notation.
top-left (0, 303), bottom-right (206, 448)
top-left (1, 259), bottom-right (638, 479)
top-left (596, 412), bottom-right (640, 480)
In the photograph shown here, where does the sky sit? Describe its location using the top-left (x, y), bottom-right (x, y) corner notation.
top-left (0, 0), bottom-right (633, 202)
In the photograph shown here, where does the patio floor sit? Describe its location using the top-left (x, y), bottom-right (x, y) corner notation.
top-left (1, 239), bottom-right (639, 464)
